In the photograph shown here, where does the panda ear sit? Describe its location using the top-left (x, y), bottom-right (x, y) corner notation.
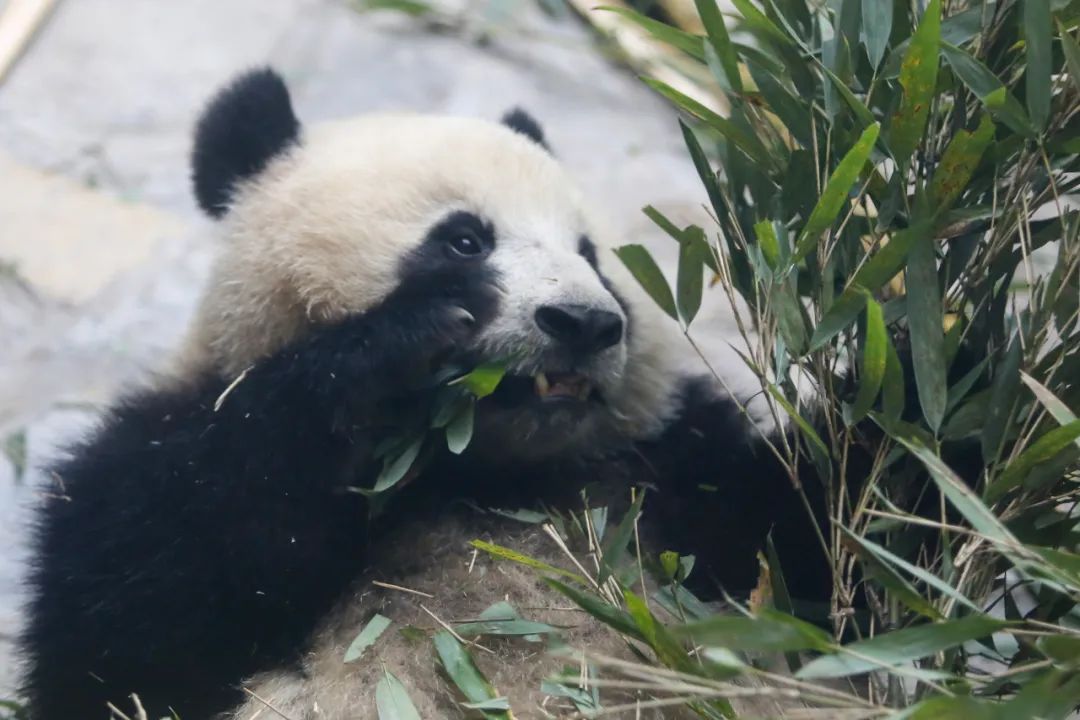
top-left (191, 67), bottom-right (301, 218)
top-left (500, 108), bottom-right (548, 150)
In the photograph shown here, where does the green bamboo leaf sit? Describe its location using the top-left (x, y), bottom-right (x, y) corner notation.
top-left (809, 222), bottom-right (932, 352)
top-left (344, 613), bottom-right (392, 663)
top-left (1021, 371), bottom-right (1080, 445)
top-left (849, 296), bottom-right (887, 423)
top-left (793, 122), bottom-right (880, 264)
top-left (861, 0), bottom-right (892, 69)
top-left (470, 539), bottom-right (588, 584)
top-left (987, 421), bottom-right (1080, 502)
top-left (772, 278), bottom-right (809, 356)
top-left (888, 0), bottom-right (940, 166)
top-left (842, 520), bottom-right (980, 612)
top-left (373, 436), bottom-right (424, 493)
top-left (677, 233), bottom-right (707, 327)
top-left (454, 362), bottom-right (507, 398)
top-left (809, 287), bottom-right (868, 352)
top-left (882, 332), bottom-right (905, 426)
top-left (839, 527), bottom-right (941, 620)
top-left (644, 78), bottom-right (774, 168)
top-left (1024, 0), bottom-right (1052, 132)
top-left (929, 114), bottom-right (994, 214)
top-left (433, 631), bottom-right (509, 719)
top-left (906, 237), bottom-right (947, 432)
top-left (595, 6), bottom-right (705, 61)
top-left (1058, 20), bottom-right (1080, 92)
top-left (819, 64), bottom-right (877, 130)
top-left (942, 42), bottom-right (1036, 138)
top-left (767, 385), bottom-right (832, 476)
top-left (694, 0), bottom-right (742, 92)
top-left (598, 490), bottom-right (647, 584)
top-left (545, 579), bottom-right (645, 642)
top-left (890, 429), bottom-right (1022, 546)
top-left (981, 334), bottom-right (1022, 464)
top-left (730, 0), bottom-right (793, 46)
top-left (671, 609), bottom-right (834, 653)
top-left (614, 244), bottom-right (677, 320)
top-left (796, 615), bottom-right (1007, 679)
top-left (376, 669), bottom-right (423, 720)
top-left (445, 398), bottom-right (475, 455)
top-left (677, 120), bottom-right (726, 224)
top-left (755, 220), bottom-right (780, 269)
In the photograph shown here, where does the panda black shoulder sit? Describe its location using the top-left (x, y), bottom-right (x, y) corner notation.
top-left (191, 67), bottom-right (301, 218)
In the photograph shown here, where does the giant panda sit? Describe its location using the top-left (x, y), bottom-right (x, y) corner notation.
top-left (18, 68), bottom-right (817, 719)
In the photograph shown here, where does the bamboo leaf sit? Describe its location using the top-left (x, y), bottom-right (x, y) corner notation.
top-left (797, 615), bottom-right (1007, 679)
top-left (882, 332), bottom-right (906, 426)
top-left (445, 399), bottom-right (475, 455)
top-left (768, 385), bottom-right (832, 476)
top-left (888, 428), bottom-right (1023, 547)
top-left (842, 522), bottom-right (980, 613)
top-left (614, 244), bottom-right (677, 320)
top-left (455, 362), bottom-right (507, 398)
top-left (1058, 20), bottom-right (1080, 92)
top-left (676, 226), bottom-right (708, 327)
top-left (1020, 371), bottom-right (1080, 445)
top-left (1023, 0), bottom-right (1052, 132)
top-left (849, 296), bottom-right (887, 423)
top-left (929, 114), bottom-right (995, 214)
top-left (987, 421), bottom-right (1080, 502)
top-left (942, 42), bottom-right (1036, 138)
top-left (906, 237), bottom-right (947, 432)
top-left (433, 632), bottom-right (509, 719)
top-left (695, 0), bottom-right (742, 92)
top-left (840, 527), bottom-right (941, 620)
top-left (470, 539), bottom-right (588, 584)
top-left (545, 579), bottom-right (646, 641)
top-left (810, 287), bottom-right (868, 351)
top-left (598, 490), bottom-right (647, 585)
top-left (595, 6), bottom-right (705, 61)
top-left (889, 0), bottom-right (941, 166)
top-left (678, 120), bottom-right (726, 224)
top-left (644, 78), bottom-right (775, 168)
top-left (373, 436), bottom-right (424, 493)
top-left (671, 608), bottom-right (834, 653)
top-left (345, 614), bottom-right (392, 663)
top-left (861, 0), bottom-right (892, 69)
top-left (793, 122), bottom-right (880, 263)
top-left (376, 669), bottom-right (423, 720)
top-left (730, 0), bottom-right (793, 46)
top-left (981, 334), bottom-right (1022, 464)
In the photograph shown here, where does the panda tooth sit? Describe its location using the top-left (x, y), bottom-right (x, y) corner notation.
top-left (534, 372), bottom-right (550, 396)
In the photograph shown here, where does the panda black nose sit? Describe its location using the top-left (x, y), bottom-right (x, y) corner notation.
top-left (534, 304), bottom-right (624, 354)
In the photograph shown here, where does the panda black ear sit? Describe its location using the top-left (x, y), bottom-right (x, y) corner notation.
top-left (191, 67), bottom-right (301, 218)
top-left (500, 108), bottom-right (548, 150)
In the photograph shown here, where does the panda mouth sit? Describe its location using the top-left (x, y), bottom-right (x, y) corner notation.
top-left (533, 371), bottom-right (595, 402)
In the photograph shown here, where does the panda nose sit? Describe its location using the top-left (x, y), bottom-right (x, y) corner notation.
top-left (534, 304), bottom-right (624, 354)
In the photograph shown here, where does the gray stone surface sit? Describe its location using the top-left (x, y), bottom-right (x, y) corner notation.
top-left (0, 0), bottom-right (751, 698)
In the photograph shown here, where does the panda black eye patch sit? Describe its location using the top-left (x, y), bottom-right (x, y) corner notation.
top-left (427, 211), bottom-right (495, 261)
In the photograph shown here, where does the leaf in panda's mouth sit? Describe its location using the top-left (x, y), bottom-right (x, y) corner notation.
top-left (533, 372), bottom-right (594, 402)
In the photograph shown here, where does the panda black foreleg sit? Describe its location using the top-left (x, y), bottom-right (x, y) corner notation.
top-left (20, 267), bottom-right (499, 720)
top-left (639, 378), bottom-right (831, 602)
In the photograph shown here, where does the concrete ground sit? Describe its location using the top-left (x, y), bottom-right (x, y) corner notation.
top-left (0, 0), bottom-right (751, 698)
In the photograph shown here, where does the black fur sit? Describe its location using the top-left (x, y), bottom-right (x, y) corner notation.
top-left (638, 379), bottom-right (828, 599)
top-left (20, 260), bottom-right (501, 720)
top-left (500, 108), bottom-right (548, 149)
top-left (191, 68), bottom-right (300, 217)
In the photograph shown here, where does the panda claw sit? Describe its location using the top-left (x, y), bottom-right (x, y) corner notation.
top-left (450, 306), bottom-right (476, 326)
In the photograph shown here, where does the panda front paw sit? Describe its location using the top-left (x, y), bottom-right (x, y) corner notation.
top-left (409, 275), bottom-right (501, 359)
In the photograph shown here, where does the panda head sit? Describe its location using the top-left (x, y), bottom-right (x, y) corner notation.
top-left (184, 68), bottom-right (685, 460)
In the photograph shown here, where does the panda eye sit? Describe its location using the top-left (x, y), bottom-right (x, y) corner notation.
top-left (447, 233), bottom-right (485, 258)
